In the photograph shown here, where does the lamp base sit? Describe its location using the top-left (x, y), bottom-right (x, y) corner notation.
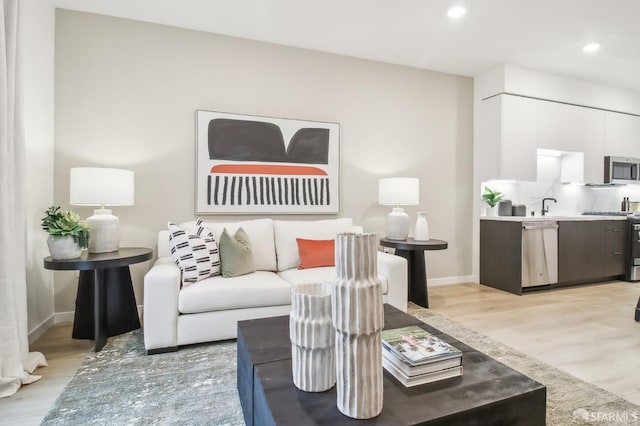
top-left (386, 207), bottom-right (409, 240)
top-left (87, 209), bottom-right (120, 253)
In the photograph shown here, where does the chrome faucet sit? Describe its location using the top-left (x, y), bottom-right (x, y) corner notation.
top-left (542, 198), bottom-right (557, 216)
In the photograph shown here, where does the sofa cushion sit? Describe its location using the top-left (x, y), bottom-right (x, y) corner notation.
top-left (274, 218), bottom-right (353, 271)
top-left (219, 227), bottom-right (255, 278)
top-left (168, 219), bottom-right (220, 285)
top-left (178, 271), bottom-right (292, 314)
top-left (278, 267), bottom-right (388, 295)
top-left (206, 219), bottom-right (276, 272)
top-left (296, 238), bottom-right (335, 269)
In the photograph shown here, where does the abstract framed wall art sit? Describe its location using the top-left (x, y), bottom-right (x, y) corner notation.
top-left (195, 110), bottom-right (340, 214)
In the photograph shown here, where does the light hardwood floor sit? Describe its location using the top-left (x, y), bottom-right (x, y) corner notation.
top-left (429, 280), bottom-right (640, 405)
top-left (1, 280), bottom-right (639, 425)
top-left (0, 324), bottom-right (91, 425)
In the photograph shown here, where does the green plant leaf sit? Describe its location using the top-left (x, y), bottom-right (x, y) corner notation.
top-left (41, 205), bottom-right (90, 248)
top-left (482, 186), bottom-right (503, 207)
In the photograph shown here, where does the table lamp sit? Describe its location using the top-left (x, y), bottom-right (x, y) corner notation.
top-left (378, 177), bottom-right (419, 240)
top-left (70, 167), bottom-right (134, 253)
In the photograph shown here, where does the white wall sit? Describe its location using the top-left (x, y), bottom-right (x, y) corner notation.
top-left (53, 10), bottom-right (474, 312)
top-left (22, 0), bottom-right (55, 339)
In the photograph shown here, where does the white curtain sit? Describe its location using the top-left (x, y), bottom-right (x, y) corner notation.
top-left (0, 0), bottom-right (47, 398)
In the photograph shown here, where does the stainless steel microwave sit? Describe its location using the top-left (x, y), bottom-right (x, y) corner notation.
top-left (605, 156), bottom-right (640, 184)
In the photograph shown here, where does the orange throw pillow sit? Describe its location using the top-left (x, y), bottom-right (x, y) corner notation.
top-left (296, 238), bottom-right (335, 269)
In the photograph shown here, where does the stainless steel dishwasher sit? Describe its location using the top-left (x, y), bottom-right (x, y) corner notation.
top-left (521, 221), bottom-right (558, 287)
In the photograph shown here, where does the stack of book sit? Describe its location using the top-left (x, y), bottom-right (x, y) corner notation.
top-left (380, 325), bottom-right (463, 387)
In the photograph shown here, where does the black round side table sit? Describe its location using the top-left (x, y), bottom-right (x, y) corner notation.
top-left (44, 247), bottom-right (153, 352)
top-left (379, 237), bottom-right (448, 308)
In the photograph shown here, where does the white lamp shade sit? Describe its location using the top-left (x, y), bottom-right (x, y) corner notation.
top-left (70, 167), bottom-right (134, 206)
top-left (378, 178), bottom-right (419, 206)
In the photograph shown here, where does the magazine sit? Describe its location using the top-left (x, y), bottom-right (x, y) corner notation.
top-left (382, 357), bottom-right (463, 387)
top-left (381, 326), bottom-right (462, 365)
top-left (383, 347), bottom-right (462, 376)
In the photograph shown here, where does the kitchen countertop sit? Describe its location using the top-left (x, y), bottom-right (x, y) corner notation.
top-left (480, 215), bottom-right (629, 222)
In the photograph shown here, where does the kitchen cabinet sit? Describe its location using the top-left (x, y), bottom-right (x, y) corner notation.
top-left (603, 221), bottom-right (627, 276)
top-left (538, 101), bottom-right (584, 152)
top-left (480, 218), bottom-right (627, 295)
top-left (558, 222), bottom-right (604, 281)
top-left (581, 108), bottom-right (606, 184)
top-left (538, 101), bottom-right (605, 183)
top-left (604, 112), bottom-right (640, 158)
top-left (558, 220), bottom-right (626, 282)
top-left (477, 94), bottom-right (538, 181)
top-left (479, 220), bottom-right (523, 295)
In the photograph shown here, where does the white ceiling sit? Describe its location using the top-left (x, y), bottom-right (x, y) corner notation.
top-left (51, 0), bottom-right (640, 92)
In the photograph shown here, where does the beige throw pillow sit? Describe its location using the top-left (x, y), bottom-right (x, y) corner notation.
top-left (219, 227), bottom-right (255, 278)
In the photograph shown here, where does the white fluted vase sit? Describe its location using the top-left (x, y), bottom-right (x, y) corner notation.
top-left (290, 283), bottom-right (335, 392)
top-left (332, 232), bottom-right (384, 419)
top-left (414, 212), bottom-right (430, 241)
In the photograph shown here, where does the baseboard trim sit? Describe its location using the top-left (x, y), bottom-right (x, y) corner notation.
top-left (429, 275), bottom-right (479, 286)
top-left (55, 311), bottom-right (75, 324)
top-left (28, 305), bottom-right (145, 344)
top-left (28, 314), bottom-right (56, 345)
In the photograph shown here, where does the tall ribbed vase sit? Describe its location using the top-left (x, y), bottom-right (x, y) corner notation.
top-left (290, 283), bottom-right (335, 392)
top-left (332, 233), bottom-right (384, 419)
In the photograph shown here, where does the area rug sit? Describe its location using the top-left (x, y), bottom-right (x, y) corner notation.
top-left (41, 307), bottom-right (640, 425)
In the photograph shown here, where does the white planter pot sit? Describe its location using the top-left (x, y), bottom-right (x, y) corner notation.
top-left (47, 235), bottom-right (81, 260)
top-left (332, 233), bottom-right (384, 419)
top-left (485, 205), bottom-right (499, 217)
top-left (289, 283), bottom-right (335, 392)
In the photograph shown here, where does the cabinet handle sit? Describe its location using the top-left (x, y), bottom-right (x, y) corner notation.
top-left (611, 229), bottom-right (622, 232)
top-left (612, 252), bottom-right (623, 255)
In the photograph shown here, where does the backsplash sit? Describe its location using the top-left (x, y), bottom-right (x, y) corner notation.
top-left (481, 155), bottom-right (640, 216)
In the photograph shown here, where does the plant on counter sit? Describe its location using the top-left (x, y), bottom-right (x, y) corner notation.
top-left (41, 206), bottom-right (90, 248)
top-left (482, 186), bottom-right (504, 208)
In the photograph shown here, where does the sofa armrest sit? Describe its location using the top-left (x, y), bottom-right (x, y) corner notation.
top-left (377, 251), bottom-right (408, 312)
top-left (143, 257), bottom-right (181, 353)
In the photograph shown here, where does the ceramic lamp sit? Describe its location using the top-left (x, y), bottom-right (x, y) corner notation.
top-left (378, 177), bottom-right (419, 240)
top-left (70, 167), bottom-right (134, 253)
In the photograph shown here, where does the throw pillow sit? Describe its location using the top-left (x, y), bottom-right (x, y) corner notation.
top-left (219, 227), bottom-right (255, 278)
top-left (168, 219), bottom-right (221, 285)
top-left (296, 238), bottom-right (335, 269)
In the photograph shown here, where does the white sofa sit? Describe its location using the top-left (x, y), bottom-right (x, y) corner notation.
top-left (143, 218), bottom-right (408, 354)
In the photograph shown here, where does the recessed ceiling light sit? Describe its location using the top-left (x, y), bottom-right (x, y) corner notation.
top-left (447, 6), bottom-right (466, 19)
top-left (582, 42), bottom-right (600, 53)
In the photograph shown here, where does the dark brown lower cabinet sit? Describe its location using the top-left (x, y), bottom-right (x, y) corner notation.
top-left (558, 220), bottom-right (626, 283)
top-left (480, 220), bottom-right (523, 295)
top-left (481, 219), bottom-right (627, 295)
top-left (603, 222), bottom-right (627, 276)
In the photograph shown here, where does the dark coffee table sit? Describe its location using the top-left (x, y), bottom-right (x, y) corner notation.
top-left (237, 304), bottom-right (546, 425)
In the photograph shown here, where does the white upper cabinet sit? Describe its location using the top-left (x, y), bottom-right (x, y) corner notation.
top-left (537, 99), bottom-right (605, 183)
top-left (501, 95), bottom-right (538, 181)
top-left (477, 94), bottom-right (538, 181)
top-left (604, 112), bottom-right (640, 158)
top-left (581, 108), bottom-right (605, 183)
top-left (538, 101), bottom-right (584, 151)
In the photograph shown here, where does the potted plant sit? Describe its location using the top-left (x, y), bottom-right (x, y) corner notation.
top-left (41, 206), bottom-right (90, 259)
top-left (482, 186), bottom-right (503, 217)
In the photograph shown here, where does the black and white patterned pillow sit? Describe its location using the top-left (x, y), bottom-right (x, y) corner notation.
top-left (168, 219), bottom-right (221, 285)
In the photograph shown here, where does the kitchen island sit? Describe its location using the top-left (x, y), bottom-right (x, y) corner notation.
top-left (480, 215), bottom-right (628, 295)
